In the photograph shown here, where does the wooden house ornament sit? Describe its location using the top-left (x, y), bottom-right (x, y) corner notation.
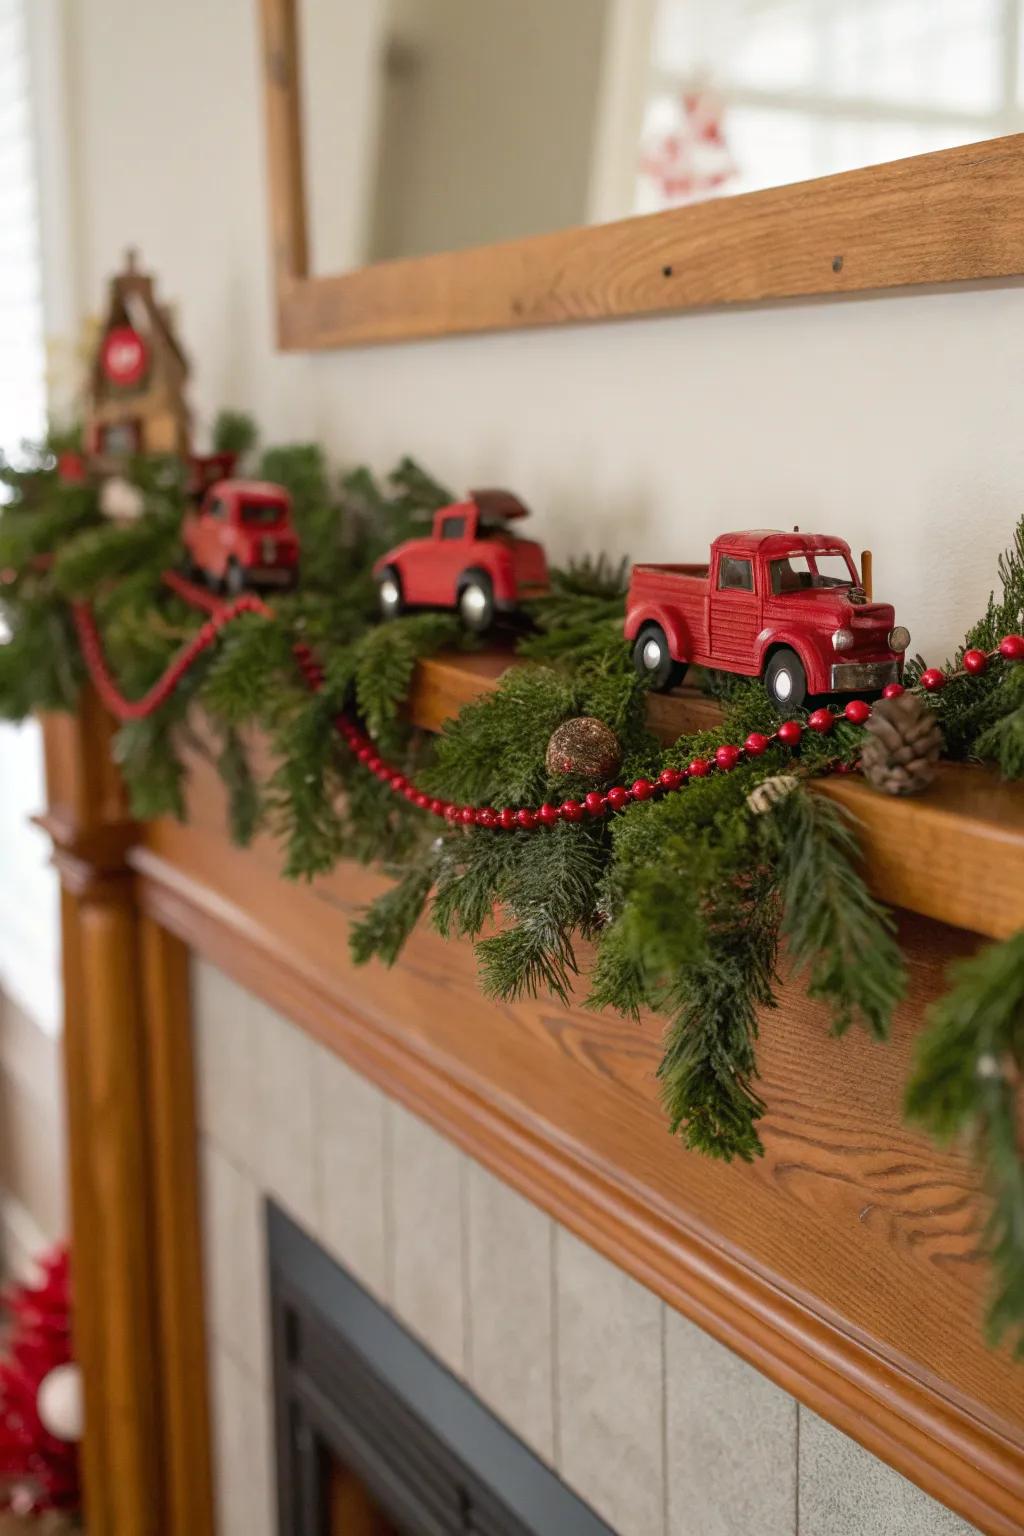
top-left (86, 250), bottom-right (191, 467)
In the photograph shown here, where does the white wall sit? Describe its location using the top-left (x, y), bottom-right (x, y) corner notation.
top-left (67, 0), bottom-right (1024, 664)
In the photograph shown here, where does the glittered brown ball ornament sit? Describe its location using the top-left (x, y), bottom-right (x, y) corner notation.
top-left (861, 691), bottom-right (944, 795)
top-left (545, 717), bottom-right (622, 782)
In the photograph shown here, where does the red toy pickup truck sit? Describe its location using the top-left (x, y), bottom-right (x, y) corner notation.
top-left (374, 490), bottom-right (550, 632)
top-left (625, 530), bottom-right (909, 707)
top-left (183, 479), bottom-right (299, 595)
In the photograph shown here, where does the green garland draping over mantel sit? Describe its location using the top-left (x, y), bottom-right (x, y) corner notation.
top-left (2, 419), bottom-right (1023, 1354)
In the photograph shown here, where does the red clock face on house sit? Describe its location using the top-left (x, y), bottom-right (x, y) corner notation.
top-left (100, 326), bottom-right (148, 387)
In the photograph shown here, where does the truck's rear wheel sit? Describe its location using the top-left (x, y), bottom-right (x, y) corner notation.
top-left (377, 566), bottom-right (404, 620)
top-left (764, 648), bottom-right (808, 709)
top-left (457, 571), bottom-right (495, 633)
top-left (632, 624), bottom-right (686, 692)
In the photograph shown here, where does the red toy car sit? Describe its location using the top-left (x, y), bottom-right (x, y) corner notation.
top-left (183, 479), bottom-right (299, 595)
top-left (374, 490), bottom-right (550, 632)
top-left (625, 530), bottom-right (909, 707)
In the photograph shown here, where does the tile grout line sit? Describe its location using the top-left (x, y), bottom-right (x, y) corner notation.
top-left (661, 1303), bottom-right (670, 1536)
top-left (795, 1401), bottom-right (801, 1536)
top-left (382, 1097), bottom-right (397, 1306)
top-left (459, 1154), bottom-right (473, 1380)
top-left (550, 1221), bottom-right (562, 1473)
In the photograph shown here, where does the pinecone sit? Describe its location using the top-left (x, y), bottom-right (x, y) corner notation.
top-left (861, 692), bottom-right (944, 795)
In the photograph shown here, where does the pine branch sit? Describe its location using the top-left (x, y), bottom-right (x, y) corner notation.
top-left (766, 789), bottom-right (905, 1037)
top-left (350, 862), bottom-right (436, 967)
top-left (906, 932), bottom-right (1024, 1353)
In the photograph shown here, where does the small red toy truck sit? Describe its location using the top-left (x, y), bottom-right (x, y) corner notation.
top-left (374, 490), bottom-right (550, 632)
top-left (183, 479), bottom-right (299, 595)
top-left (625, 530), bottom-right (909, 707)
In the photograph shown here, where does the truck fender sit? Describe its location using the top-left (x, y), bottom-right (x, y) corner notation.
top-left (624, 602), bottom-right (691, 662)
top-left (756, 630), bottom-right (825, 693)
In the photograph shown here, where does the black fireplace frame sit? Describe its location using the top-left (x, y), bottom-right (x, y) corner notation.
top-left (268, 1203), bottom-right (615, 1536)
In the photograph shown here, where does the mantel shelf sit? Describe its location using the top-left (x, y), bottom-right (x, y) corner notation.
top-left (408, 647), bottom-right (1024, 941)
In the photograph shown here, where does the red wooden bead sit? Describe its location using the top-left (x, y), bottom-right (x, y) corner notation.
top-left (584, 791), bottom-right (607, 816)
top-left (357, 745), bottom-right (373, 764)
top-left (744, 732), bottom-right (770, 756)
top-left (460, 806), bottom-right (476, 825)
top-left (444, 804), bottom-right (460, 821)
top-left (777, 721), bottom-right (803, 747)
top-left (517, 808), bottom-right (537, 829)
top-left (403, 784), bottom-right (419, 801)
top-left (882, 682), bottom-right (905, 699)
top-left (844, 699), bottom-right (871, 724)
top-left (538, 802), bottom-right (560, 825)
top-left (659, 767), bottom-right (684, 789)
top-left (688, 757), bottom-right (711, 777)
top-left (714, 745), bottom-right (740, 771)
top-left (999, 634), bottom-right (1024, 661)
top-left (920, 667), bottom-right (947, 692)
top-left (429, 798), bottom-right (446, 817)
top-left (389, 772), bottom-right (408, 791)
top-left (631, 778), bottom-right (655, 800)
top-left (560, 799), bottom-right (584, 822)
top-left (498, 807), bottom-right (517, 829)
top-left (807, 708), bottom-right (834, 733)
top-left (606, 786), bottom-right (629, 811)
top-left (366, 755), bottom-right (382, 774)
top-left (476, 806), bottom-right (497, 828)
top-left (414, 792), bottom-right (430, 809)
top-left (962, 648), bottom-right (989, 675)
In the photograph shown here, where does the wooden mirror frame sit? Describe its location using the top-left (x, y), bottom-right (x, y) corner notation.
top-left (260, 0), bottom-right (1024, 352)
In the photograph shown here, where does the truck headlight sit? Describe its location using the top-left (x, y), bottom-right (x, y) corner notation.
top-left (832, 627), bottom-right (854, 652)
top-left (889, 626), bottom-right (911, 651)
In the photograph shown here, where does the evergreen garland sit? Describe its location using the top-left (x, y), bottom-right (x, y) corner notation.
top-left (1, 421), bottom-right (1023, 1352)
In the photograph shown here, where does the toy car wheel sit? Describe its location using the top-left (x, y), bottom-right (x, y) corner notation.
top-left (457, 572), bottom-right (495, 633)
top-left (377, 566), bottom-right (404, 620)
top-left (225, 559), bottom-right (246, 598)
top-left (632, 624), bottom-right (686, 691)
top-left (764, 647), bottom-right (808, 709)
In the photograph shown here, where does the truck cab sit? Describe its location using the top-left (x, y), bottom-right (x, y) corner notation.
top-left (374, 490), bottom-right (549, 632)
top-left (626, 531), bottom-right (908, 706)
top-left (183, 479), bottom-right (299, 595)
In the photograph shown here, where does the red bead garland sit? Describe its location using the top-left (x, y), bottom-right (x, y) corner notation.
top-left (67, 569), bottom-right (1024, 837)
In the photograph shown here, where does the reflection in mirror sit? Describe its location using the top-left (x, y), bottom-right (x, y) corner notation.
top-left (297, 0), bottom-right (1024, 273)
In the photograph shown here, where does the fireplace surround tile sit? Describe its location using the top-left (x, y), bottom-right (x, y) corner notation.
top-left (312, 1044), bottom-right (390, 1300)
top-left (192, 960), bottom-right (984, 1536)
top-left (555, 1227), bottom-right (666, 1536)
top-left (467, 1160), bottom-right (557, 1464)
top-left (797, 1409), bottom-right (977, 1536)
top-left (200, 1142), bottom-right (270, 1386)
top-left (390, 1099), bottom-right (468, 1376)
top-left (665, 1308), bottom-right (797, 1536)
top-left (209, 1342), bottom-right (274, 1536)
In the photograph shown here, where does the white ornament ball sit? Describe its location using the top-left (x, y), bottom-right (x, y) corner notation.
top-left (37, 1362), bottom-right (84, 1442)
top-left (99, 475), bottom-right (145, 523)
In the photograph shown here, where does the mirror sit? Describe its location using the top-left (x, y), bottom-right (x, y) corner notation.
top-left (295, 0), bottom-right (1019, 274)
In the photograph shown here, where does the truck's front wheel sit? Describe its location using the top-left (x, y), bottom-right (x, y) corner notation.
top-left (764, 648), bottom-right (808, 709)
top-left (632, 624), bottom-right (686, 692)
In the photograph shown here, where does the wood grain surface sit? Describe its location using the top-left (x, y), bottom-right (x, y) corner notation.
top-left (408, 647), bottom-right (1024, 940)
top-left (131, 740), bottom-right (1024, 1536)
top-left (257, 11), bottom-right (1024, 355)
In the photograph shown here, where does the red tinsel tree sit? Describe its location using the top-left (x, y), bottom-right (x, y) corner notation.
top-left (0, 1246), bottom-right (80, 1518)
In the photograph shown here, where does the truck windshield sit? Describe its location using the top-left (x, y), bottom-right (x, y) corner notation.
top-left (241, 502), bottom-right (285, 527)
top-left (770, 553), bottom-right (856, 594)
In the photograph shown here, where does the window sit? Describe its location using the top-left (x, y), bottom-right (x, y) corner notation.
top-left (639, 0), bottom-right (1024, 210)
top-left (770, 552), bottom-right (857, 593)
top-left (208, 497), bottom-right (227, 520)
top-left (0, 0), bottom-right (60, 1033)
top-left (241, 501), bottom-right (285, 527)
top-left (441, 516), bottom-right (466, 540)
top-left (718, 555), bottom-right (754, 591)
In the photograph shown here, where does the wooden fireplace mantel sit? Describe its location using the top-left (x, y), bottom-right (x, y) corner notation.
top-left (39, 653), bottom-right (1024, 1536)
